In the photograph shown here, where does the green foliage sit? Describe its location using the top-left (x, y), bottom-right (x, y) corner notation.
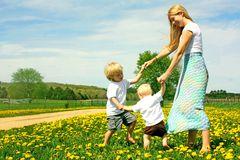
top-left (9, 68), bottom-right (46, 98)
top-left (0, 87), bottom-right (8, 98)
top-left (12, 68), bottom-right (43, 83)
top-left (46, 82), bottom-right (106, 100)
top-left (32, 83), bottom-right (48, 99)
top-left (46, 86), bottom-right (77, 100)
top-left (8, 83), bottom-right (27, 98)
top-left (135, 51), bottom-right (180, 100)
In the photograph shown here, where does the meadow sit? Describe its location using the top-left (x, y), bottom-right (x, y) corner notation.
top-left (0, 103), bottom-right (239, 160)
top-left (0, 99), bottom-right (138, 118)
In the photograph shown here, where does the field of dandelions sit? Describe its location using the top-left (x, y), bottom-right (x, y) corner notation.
top-left (1, 105), bottom-right (239, 160)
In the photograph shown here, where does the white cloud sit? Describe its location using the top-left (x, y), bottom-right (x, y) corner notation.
top-left (0, 43), bottom-right (121, 59)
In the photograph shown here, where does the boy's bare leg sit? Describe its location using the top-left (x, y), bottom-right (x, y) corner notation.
top-left (200, 130), bottom-right (211, 153)
top-left (126, 120), bottom-right (136, 143)
top-left (188, 130), bottom-right (197, 147)
top-left (104, 130), bottom-right (115, 145)
top-left (162, 134), bottom-right (170, 148)
top-left (143, 134), bottom-right (151, 149)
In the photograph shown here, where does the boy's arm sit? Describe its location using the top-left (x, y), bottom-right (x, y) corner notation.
top-left (156, 77), bottom-right (166, 96)
top-left (130, 64), bottom-right (146, 85)
top-left (123, 105), bottom-right (133, 112)
top-left (160, 82), bottom-right (166, 97)
top-left (110, 97), bottom-right (124, 110)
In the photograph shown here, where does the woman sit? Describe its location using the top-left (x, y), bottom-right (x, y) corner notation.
top-left (144, 4), bottom-right (210, 152)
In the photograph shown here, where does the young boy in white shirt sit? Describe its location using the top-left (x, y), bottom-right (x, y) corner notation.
top-left (103, 61), bottom-right (146, 145)
top-left (123, 82), bottom-right (169, 149)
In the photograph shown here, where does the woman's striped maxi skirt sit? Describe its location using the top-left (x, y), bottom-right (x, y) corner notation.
top-left (166, 52), bottom-right (210, 134)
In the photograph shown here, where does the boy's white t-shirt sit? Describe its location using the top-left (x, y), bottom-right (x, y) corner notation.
top-left (132, 92), bottom-right (164, 126)
top-left (106, 79), bottom-right (130, 116)
top-left (181, 22), bottom-right (203, 54)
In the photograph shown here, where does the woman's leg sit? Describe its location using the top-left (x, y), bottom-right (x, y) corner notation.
top-left (200, 130), bottom-right (211, 152)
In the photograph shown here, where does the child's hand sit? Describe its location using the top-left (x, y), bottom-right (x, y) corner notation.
top-left (140, 63), bottom-right (147, 71)
top-left (144, 59), bottom-right (153, 68)
top-left (157, 72), bottom-right (169, 84)
top-left (157, 77), bottom-right (166, 86)
top-left (117, 104), bottom-right (124, 110)
top-left (157, 77), bottom-right (162, 83)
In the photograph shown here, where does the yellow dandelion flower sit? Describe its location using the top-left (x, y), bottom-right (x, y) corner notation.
top-left (206, 154), bottom-right (212, 160)
top-left (98, 143), bottom-right (105, 148)
top-left (144, 153), bottom-right (152, 158)
top-left (55, 145), bottom-right (61, 150)
top-left (24, 152), bottom-right (32, 158)
top-left (157, 155), bottom-right (162, 159)
top-left (225, 152), bottom-right (234, 159)
top-left (191, 152), bottom-right (197, 157)
top-left (115, 155), bottom-right (121, 160)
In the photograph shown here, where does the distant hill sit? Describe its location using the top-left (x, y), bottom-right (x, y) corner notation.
top-left (46, 82), bottom-right (107, 99)
top-left (0, 82), bottom-right (107, 99)
top-left (0, 82), bottom-right (139, 100)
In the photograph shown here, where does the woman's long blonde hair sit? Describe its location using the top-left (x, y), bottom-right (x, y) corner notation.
top-left (167, 4), bottom-right (193, 51)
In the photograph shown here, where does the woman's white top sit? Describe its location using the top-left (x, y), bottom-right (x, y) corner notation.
top-left (182, 21), bottom-right (203, 53)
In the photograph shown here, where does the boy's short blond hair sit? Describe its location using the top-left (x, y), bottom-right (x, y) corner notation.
top-left (104, 62), bottom-right (123, 81)
top-left (137, 83), bottom-right (152, 96)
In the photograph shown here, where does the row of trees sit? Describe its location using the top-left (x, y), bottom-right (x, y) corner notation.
top-left (47, 87), bottom-right (90, 100)
top-left (206, 90), bottom-right (240, 99)
top-left (0, 68), bottom-right (95, 100)
top-left (1, 51), bottom-right (186, 100)
top-left (1, 84), bottom-right (100, 100)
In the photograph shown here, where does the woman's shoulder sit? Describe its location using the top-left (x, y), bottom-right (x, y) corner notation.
top-left (184, 21), bottom-right (201, 34)
top-left (185, 21), bottom-right (199, 28)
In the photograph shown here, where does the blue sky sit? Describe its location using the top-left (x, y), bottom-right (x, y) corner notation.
top-left (0, 0), bottom-right (240, 93)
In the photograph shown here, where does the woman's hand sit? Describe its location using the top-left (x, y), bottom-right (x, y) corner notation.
top-left (157, 72), bottom-right (170, 83)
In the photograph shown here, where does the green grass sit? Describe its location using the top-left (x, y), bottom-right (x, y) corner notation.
top-left (0, 99), bottom-right (239, 118)
top-left (0, 99), bottom-right (139, 118)
top-left (205, 102), bottom-right (240, 109)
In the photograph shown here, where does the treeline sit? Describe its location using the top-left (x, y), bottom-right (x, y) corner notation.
top-left (206, 90), bottom-right (240, 99)
top-left (0, 84), bottom-right (107, 100)
top-left (0, 83), bottom-right (140, 100)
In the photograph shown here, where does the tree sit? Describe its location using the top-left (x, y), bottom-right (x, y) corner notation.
top-left (0, 87), bottom-right (8, 98)
top-left (54, 87), bottom-right (64, 100)
top-left (64, 87), bottom-right (77, 100)
top-left (9, 68), bottom-right (46, 98)
top-left (47, 87), bottom-right (55, 99)
top-left (32, 83), bottom-right (48, 99)
top-left (135, 51), bottom-right (180, 100)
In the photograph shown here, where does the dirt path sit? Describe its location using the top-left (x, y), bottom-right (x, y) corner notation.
top-left (0, 109), bottom-right (105, 130)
